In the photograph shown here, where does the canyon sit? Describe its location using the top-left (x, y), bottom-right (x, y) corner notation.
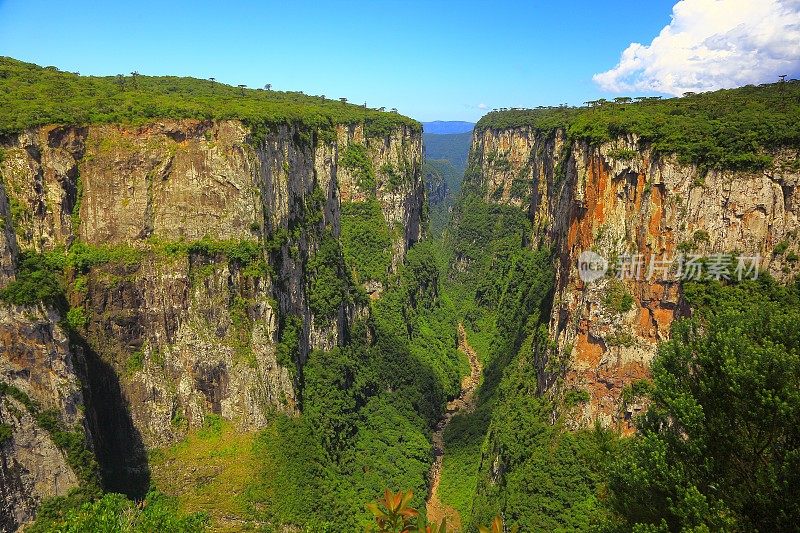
top-left (0, 116), bottom-right (423, 529)
top-left (0, 57), bottom-right (798, 531)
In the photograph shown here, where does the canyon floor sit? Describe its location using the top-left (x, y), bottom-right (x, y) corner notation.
top-left (426, 323), bottom-right (483, 529)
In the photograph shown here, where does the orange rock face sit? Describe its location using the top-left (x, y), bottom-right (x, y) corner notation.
top-left (472, 127), bottom-right (800, 428)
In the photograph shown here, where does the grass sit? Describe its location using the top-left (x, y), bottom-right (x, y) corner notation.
top-left (149, 418), bottom-right (259, 533)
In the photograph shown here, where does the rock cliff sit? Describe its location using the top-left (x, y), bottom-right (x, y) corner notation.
top-left (469, 124), bottom-right (800, 430)
top-left (0, 118), bottom-right (423, 528)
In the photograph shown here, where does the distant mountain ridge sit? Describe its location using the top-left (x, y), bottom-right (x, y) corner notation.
top-left (422, 121), bottom-right (474, 134)
top-left (423, 131), bottom-right (471, 173)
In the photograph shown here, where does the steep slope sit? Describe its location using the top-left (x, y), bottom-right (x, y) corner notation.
top-left (467, 82), bottom-right (800, 430)
top-left (0, 58), bottom-right (423, 529)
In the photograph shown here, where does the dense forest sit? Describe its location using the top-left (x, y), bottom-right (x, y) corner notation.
top-left (1, 58), bottom-right (799, 532)
top-left (423, 131), bottom-right (472, 174)
top-left (0, 57), bottom-right (418, 138)
top-left (477, 81), bottom-right (800, 172)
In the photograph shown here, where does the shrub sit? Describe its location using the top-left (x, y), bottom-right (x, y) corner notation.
top-left (563, 388), bottom-right (590, 406)
top-left (275, 316), bottom-right (301, 370)
top-left (340, 200), bottom-right (392, 283)
top-left (341, 143), bottom-right (375, 190)
top-left (774, 240), bottom-right (790, 255)
top-left (0, 251), bottom-right (65, 305)
top-left (126, 350), bottom-right (144, 373)
top-left (65, 307), bottom-right (89, 331)
top-left (692, 229), bottom-right (710, 244)
top-left (607, 148), bottom-right (638, 161)
top-left (307, 232), bottom-right (350, 320)
top-left (380, 163), bottom-right (404, 191)
top-left (30, 491), bottom-right (208, 532)
top-left (602, 279), bottom-right (634, 314)
top-left (0, 422), bottom-right (12, 444)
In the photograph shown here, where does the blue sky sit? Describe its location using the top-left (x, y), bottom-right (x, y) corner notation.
top-left (1, 0), bottom-right (797, 121)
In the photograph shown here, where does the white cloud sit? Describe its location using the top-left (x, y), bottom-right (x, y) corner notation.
top-left (593, 0), bottom-right (800, 95)
top-left (477, 103), bottom-right (488, 109)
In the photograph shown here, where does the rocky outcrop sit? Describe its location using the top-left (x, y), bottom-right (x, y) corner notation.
top-left (0, 305), bottom-right (84, 530)
top-left (424, 163), bottom-right (449, 206)
top-left (0, 118), bottom-right (423, 525)
top-left (470, 126), bottom-right (800, 430)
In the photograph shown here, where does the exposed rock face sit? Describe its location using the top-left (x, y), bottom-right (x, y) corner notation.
top-left (470, 126), bottom-right (800, 430)
top-left (0, 305), bottom-right (84, 530)
top-left (0, 118), bottom-right (423, 525)
top-left (424, 165), bottom-right (449, 206)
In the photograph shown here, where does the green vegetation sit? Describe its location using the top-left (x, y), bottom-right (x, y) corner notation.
top-left (0, 250), bottom-right (65, 305)
top-left (244, 239), bottom-right (464, 531)
top-left (307, 231), bottom-right (352, 320)
top-left (341, 143), bottom-right (376, 190)
top-left (606, 276), bottom-right (800, 531)
top-left (434, 184), bottom-right (797, 531)
top-left (0, 238), bottom-right (268, 307)
top-left (423, 131), bottom-right (473, 174)
top-left (424, 159), bottom-right (461, 201)
top-left (692, 229), bottom-right (710, 245)
top-left (607, 147), bottom-right (638, 161)
top-left (0, 381), bottom-right (101, 514)
top-left (64, 307), bottom-right (89, 331)
top-left (67, 242), bottom-right (143, 273)
top-left (0, 57), bottom-right (419, 138)
top-left (149, 418), bottom-right (255, 526)
top-left (602, 278), bottom-right (634, 314)
top-left (5, 62), bottom-right (799, 532)
top-left (564, 388), bottom-right (591, 406)
top-left (0, 421), bottom-right (12, 444)
top-left (126, 350), bottom-right (144, 374)
top-left (477, 82), bottom-right (800, 172)
top-left (229, 296), bottom-right (257, 366)
top-left (275, 315), bottom-right (302, 371)
top-left (380, 162), bottom-right (406, 191)
top-left (433, 190), bottom-right (609, 531)
top-left (340, 200), bottom-right (392, 283)
top-left (30, 491), bottom-right (208, 532)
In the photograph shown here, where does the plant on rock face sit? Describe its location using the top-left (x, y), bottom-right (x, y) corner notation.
top-left (341, 143), bottom-right (376, 190)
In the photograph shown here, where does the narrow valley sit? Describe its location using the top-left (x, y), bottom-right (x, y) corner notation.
top-left (426, 324), bottom-right (482, 529)
top-left (1, 15), bottom-right (799, 531)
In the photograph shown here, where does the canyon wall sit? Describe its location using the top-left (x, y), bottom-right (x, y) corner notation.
top-left (469, 126), bottom-right (800, 430)
top-left (0, 119), bottom-right (423, 528)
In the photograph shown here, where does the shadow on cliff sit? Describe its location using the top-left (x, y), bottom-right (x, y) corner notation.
top-left (75, 340), bottom-right (150, 499)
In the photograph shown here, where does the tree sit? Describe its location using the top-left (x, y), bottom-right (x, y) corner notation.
top-left (237, 84), bottom-right (246, 96)
top-left (606, 278), bottom-right (800, 531)
top-left (264, 83), bottom-right (272, 91)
